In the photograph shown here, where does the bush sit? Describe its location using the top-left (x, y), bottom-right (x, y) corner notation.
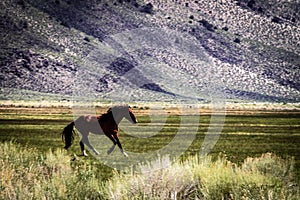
top-left (198, 19), bottom-right (216, 32)
top-left (0, 141), bottom-right (103, 199)
top-left (103, 154), bottom-right (299, 199)
top-left (139, 3), bottom-right (154, 14)
top-left (1, 142), bottom-right (298, 199)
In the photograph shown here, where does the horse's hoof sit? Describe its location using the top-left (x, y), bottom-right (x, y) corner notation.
top-left (122, 151), bottom-right (129, 157)
top-left (94, 150), bottom-right (100, 156)
top-left (72, 154), bottom-right (77, 161)
top-left (82, 150), bottom-right (88, 157)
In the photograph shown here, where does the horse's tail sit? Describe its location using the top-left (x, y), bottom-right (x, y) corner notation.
top-left (62, 121), bottom-right (75, 149)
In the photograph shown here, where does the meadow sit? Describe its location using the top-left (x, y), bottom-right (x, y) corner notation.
top-left (0, 104), bottom-right (299, 199)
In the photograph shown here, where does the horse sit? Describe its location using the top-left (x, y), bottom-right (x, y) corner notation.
top-left (62, 105), bottom-right (138, 157)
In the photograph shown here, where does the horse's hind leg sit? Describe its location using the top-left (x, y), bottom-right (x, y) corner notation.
top-left (79, 140), bottom-right (88, 156)
top-left (81, 134), bottom-right (100, 156)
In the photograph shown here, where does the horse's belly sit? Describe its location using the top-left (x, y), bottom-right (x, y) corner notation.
top-left (89, 123), bottom-right (104, 134)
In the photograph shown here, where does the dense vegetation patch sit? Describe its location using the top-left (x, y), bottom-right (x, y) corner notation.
top-left (0, 141), bottom-right (298, 199)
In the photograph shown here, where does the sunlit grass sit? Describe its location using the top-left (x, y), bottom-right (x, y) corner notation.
top-left (1, 141), bottom-right (298, 199)
top-left (103, 153), bottom-right (299, 199)
top-left (0, 141), bottom-right (104, 199)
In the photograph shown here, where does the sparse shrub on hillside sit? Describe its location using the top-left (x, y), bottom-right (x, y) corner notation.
top-left (16, 0), bottom-right (26, 8)
top-left (272, 16), bottom-right (282, 24)
top-left (234, 38), bottom-right (241, 43)
top-left (83, 36), bottom-right (91, 42)
top-left (60, 19), bottom-right (70, 28)
top-left (222, 26), bottom-right (229, 31)
top-left (139, 3), bottom-right (154, 14)
top-left (18, 19), bottom-right (28, 30)
top-left (198, 19), bottom-right (216, 32)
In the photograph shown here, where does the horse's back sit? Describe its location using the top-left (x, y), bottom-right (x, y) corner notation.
top-left (75, 115), bottom-right (104, 135)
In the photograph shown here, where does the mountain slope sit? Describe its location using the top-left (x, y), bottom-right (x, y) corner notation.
top-left (0, 0), bottom-right (299, 102)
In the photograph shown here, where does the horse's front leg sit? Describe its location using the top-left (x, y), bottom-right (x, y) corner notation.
top-left (106, 133), bottom-right (128, 157)
top-left (113, 133), bottom-right (128, 157)
top-left (81, 134), bottom-right (99, 156)
top-left (106, 134), bottom-right (117, 155)
top-left (107, 144), bottom-right (116, 155)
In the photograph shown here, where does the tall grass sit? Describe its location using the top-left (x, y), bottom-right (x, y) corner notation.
top-left (103, 154), bottom-right (299, 200)
top-left (0, 141), bottom-right (299, 199)
top-left (0, 141), bottom-right (103, 199)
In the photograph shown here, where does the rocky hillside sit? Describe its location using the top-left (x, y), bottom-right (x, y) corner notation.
top-left (0, 0), bottom-right (299, 102)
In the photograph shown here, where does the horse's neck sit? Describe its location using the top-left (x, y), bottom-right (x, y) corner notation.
top-left (113, 115), bottom-right (124, 125)
top-left (107, 111), bottom-right (123, 125)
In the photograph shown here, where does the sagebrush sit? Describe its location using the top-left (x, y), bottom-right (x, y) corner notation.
top-left (0, 141), bottom-right (299, 200)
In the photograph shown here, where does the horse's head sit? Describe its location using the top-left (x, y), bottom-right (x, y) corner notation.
top-left (127, 106), bottom-right (138, 124)
top-left (109, 105), bottom-right (138, 124)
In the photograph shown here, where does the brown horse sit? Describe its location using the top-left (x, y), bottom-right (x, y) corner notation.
top-left (62, 105), bottom-right (138, 157)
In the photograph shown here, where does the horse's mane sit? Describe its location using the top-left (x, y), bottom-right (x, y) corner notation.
top-left (98, 105), bottom-right (129, 121)
top-left (98, 109), bottom-right (113, 121)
